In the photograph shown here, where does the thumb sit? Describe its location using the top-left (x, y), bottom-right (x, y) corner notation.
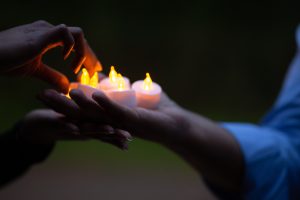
top-left (33, 63), bottom-right (70, 94)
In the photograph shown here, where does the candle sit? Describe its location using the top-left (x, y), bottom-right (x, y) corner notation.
top-left (67, 68), bottom-right (100, 99)
top-left (77, 68), bottom-right (101, 98)
top-left (132, 73), bottom-right (162, 109)
top-left (106, 73), bottom-right (136, 108)
top-left (98, 66), bottom-right (130, 91)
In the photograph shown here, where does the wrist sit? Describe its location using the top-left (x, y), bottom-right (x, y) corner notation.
top-left (159, 108), bottom-right (196, 150)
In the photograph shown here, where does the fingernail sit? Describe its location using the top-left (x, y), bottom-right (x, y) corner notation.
top-left (122, 142), bottom-right (129, 151)
top-left (74, 57), bottom-right (86, 74)
top-left (64, 44), bottom-right (74, 60)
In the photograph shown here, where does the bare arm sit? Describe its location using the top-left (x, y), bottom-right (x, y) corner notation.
top-left (39, 89), bottom-right (244, 191)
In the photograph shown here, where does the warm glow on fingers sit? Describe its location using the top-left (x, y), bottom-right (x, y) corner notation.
top-left (80, 68), bottom-right (90, 85)
top-left (109, 66), bottom-right (118, 83)
top-left (143, 73), bottom-right (153, 91)
top-left (117, 73), bottom-right (125, 91)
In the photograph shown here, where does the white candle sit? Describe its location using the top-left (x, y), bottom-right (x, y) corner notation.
top-left (106, 73), bottom-right (136, 108)
top-left (98, 66), bottom-right (130, 91)
top-left (132, 73), bottom-right (161, 109)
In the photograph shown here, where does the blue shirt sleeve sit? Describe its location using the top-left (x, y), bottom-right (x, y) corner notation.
top-left (206, 25), bottom-right (300, 200)
top-left (221, 123), bottom-right (293, 200)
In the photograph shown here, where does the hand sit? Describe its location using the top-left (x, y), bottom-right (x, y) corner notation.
top-left (0, 20), bottom-right (102, 93)
top-left (17, 109), bottom-right (131, 150)
top-left (38, 89), bottom-right (244, 191)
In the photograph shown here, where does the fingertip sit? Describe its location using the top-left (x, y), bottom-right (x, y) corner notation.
top-left (95, 61), bottom-right (102, 72)
top-left (87, 67), bottom-right (95, 77)
top-left (69, 88), bottom-right (84, 98)
top-left (37, 89), bottom-right (59, 104)
top-left (122, 142), bottom-right (129, 151)
top-left (73, 56), bottom-right (86, 74)
top-left (58, 76), bottom-right (70, 94)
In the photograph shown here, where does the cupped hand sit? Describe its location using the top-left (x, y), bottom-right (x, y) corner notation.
top-left (0, 20), bottom-right (102, 93)
top-left (18, 109), bottom-right (131, 150)
top-left (38, 88), bottom-right (190, 146)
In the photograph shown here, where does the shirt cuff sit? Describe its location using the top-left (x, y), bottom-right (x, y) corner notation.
top-left (206, 123), bottom-right (291, 200)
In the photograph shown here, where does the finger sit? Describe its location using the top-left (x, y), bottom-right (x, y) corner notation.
top-left (86, 131), bottom-right (129, 150)
top-left (92, 91), bottom-right (138, 126)
top-left (69, 89), bottom-right (110, 122)
top-left (33, 62), bottom-right (70, 94)
top-left (38, 89), bottom-right (81, 118)
top-left (79, 123), bottom-right (114, 135)
top-left (32, 20), bottom-right (54, 28)
top-left (68, 27), bottom-right (102, 75)
top-left (114, 129), bottom-right (133, 141)
top-left (78, 122), bottom-right (129, 150)
top-left (80, 124), bottom-right (132, 142)
top-left (41, 24), bottom-right (75, 59)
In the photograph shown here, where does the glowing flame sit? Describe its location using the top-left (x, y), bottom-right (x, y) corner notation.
top-left (80, 68), bottom-right (98, 88)
top-left (143, 73), bottom-right (153, 91)
top-left (109, 66), bottom-right (118, 83)
top-left (89, 72), bottom-right (98, 88)
top-left (80, 68), bottom-right (90, 85)
top-left (117, 73), bottom-right (125, 91)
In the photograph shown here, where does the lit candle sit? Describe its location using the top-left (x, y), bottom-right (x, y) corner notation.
top-left (106, 73), bottom-right (136, 108)
top-left (67, 68), bottom-right (100, 99)
top-left (77, 68), bottom-right (101, 98)
top-left (98, 66), bottom-right (130, 91)
top-left (132, 73), bottom-right (162, 109)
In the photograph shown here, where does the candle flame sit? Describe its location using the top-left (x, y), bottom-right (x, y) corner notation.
top-left (109, 66), bottom-right (118, 83)
top-left (80, 68), bottom-right (90, 85)
top-left (117, 73), bottom-right (125, 91)
top-left (143, 73), bottom-right (153, 91)
top-left (80, 68), bottom-right (98, 88)
top-left (89, 72), bottom-right (98, 88)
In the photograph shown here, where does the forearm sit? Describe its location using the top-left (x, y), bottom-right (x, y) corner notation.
top-left (0, 123), bottom-right (54, 187)
top-left (163, 110), bottom-right (244, 191)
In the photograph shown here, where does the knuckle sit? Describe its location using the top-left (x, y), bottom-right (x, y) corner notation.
top-left (73, 27), bottom-right (84, 37)
top-left (34, 20), bottom-right (50, 26)
top-left (57, 24), bottom-right (68, 32)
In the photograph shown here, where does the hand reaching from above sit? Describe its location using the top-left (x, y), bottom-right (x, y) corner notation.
top-left (0, 20), bottom-right (102, 93)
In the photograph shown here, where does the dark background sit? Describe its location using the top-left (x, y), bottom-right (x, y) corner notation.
top-left (0, 0), bottom-right (300, 199)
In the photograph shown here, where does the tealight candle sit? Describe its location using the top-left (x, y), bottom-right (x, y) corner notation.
top-left (132, 73), bottom-right (162, 109)
top-left (77, 68), bottom-right (100, 98)
top-left (98, 66), bottom-right (130, 91)
top-left (67, 68), bottom-right (101, 99)
top-left (106, 73), bottom-right (136, 108)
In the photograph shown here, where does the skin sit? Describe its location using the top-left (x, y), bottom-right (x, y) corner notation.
top-left (39, 88), bottom-right (244, 192)
top-left (0, 20), bottom-right (102, 93)
top-left (0, 21), bottom-right (129, 148)
top-left (18, 109), bottom-right (131, 150)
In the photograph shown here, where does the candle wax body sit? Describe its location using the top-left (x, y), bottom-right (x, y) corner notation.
top-left (106, 89), bottom-right (137, 108)
top-left (132, 80), bottom-right (162, 109)
top-left (98, 77), bottom-right (130, 91)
